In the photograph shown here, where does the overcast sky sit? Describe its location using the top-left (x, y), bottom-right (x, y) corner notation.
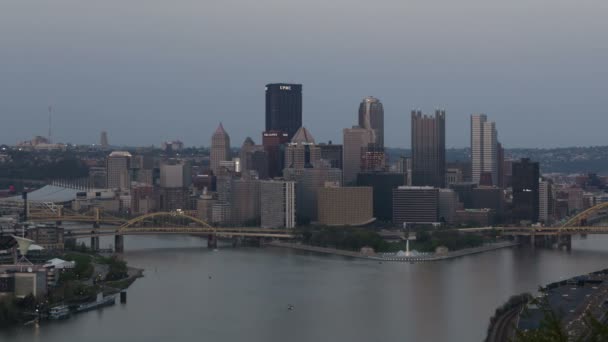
top-left (1, 0), bottom-right (606, 148)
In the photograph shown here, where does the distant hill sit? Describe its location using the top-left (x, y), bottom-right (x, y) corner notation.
top-left (386, 146), bottom-right (608, 175)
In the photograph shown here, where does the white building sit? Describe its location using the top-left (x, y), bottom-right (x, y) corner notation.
top-left (106, 151), bottom-right (132, 190)
top-left (260, 180), bottom-right (296, 228)
top-left (471, 114), bottom-right (498, 186)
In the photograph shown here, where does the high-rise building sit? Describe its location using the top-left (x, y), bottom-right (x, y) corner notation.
top-left (298, 167), bottom-right (342, 223)
top-left (284, 127), bottom-right (321, 170)
top-left (100, 131), bottom-right (109, 148)
top-left (342, 126), bottom-right (374, 185)
top-left (471, 114), bottom-right (499, 186)
top-left (356, 172), bottom-right (405, 222)
top-left (358, 96), bottom-right (384, 148)
top-left (197, 188), bottom-right (217, 223)
top-left (239, 137), bottom-right (256, 172)
top-left (263, 130), bottom-right (290, 178)
top-left (512, 158), bottom-right (540, 223)
top-left (449, 182), bottom-right (477, 208)
top-left (411, 110), bottom-right (446, 188)
top-left (497, 142), bottom-right (505, 188)
top-left (230, 178), bottom-right (261, 226)
top-left (318, 142), bottom-right (343, 169)
top-left (106, 151), bottom-right (132, 190)
top-left (210, 123), bottom-right (231, 175)
top-left (317, 184), bottom-right (374, 226)
top-left (160, 160), bottom-right (191, 188)
top-left (265, 83), bottom-right (302, 139)
top-left (539, 178), bottom-right (553, 224)
top-left (260, 180), bottom-right (296, 228)
top-left (439, 189), bottom-right (458, 224)
top-left (393, 186), bottom-right (439, 225)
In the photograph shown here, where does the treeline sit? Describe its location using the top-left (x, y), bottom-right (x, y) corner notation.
top-left (0, 151), bottom-right (88, 180)
top-left (413, 230), bottom-right (484, 252)
top-left (300, 227), bottom-right (392, 252)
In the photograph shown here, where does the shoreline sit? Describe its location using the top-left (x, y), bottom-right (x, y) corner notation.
top-left (266, 241), bottom-right (518, 262)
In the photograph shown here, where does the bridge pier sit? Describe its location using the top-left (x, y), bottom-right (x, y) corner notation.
top-left (90, 236), bottom-right (100, 251)
top-left (114, 235), bottom-right (124, 253)
top-left (558, 235), bottom-right (572, 251)
top-left (207, 234), bottom-right (217, 249)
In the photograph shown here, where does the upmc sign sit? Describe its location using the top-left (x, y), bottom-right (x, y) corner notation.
top-left (279, 85), bottom-right (291, 90)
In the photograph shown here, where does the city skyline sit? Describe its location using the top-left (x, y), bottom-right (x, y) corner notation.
top-left (1, 1), bottom-right (606, 148)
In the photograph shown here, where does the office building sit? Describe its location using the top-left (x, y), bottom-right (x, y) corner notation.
top-left (446, 168), bottom-right (463, 185)
top-left (239, 137), bottom-right (256, 172)
top-left (160, 160), bottom-right (191, 188)
top-left (343, 126), bottom-right (374, 185)
top-left (260, 180), bottom-right (296, 228)
top-left (318, 142), bottom-right (343, 169)
top-left (284, 127), bottom-right (321, 170)
top-left (317, 184), bottom-right (374, 226)
top-left (263, 130), bottom-right (290, 178)
top-left (197, 188), bottom-right (216, 222)
top-left (439, 189), bottom-right (458, 224)
top-left (265, 83), bottom-right (302, 139)
top-left (299, 167), bottom-right (342, 222)
top-left (106, 151), bottom-right (132, 190)
top-left (230, 178), bottom-right (261, 226)
top-left (539, 178), bottom-right (553, 224)
top-left (158, 188), bottom-right (189, 211)
top-left (497, 142), bottom-right (505, 188)
top-left (210, 123), bottom-right (231, 175)
top-left (356, 172), bottom-right (405, 222)
top-left (472, 186), bottom-right (504, 215)
top-left (393, 186), bottom-right (439, 225)
top-left (411, 110), bottom-right (446, 188)
top-left (512, 158), bottom-right (540, 223)
top-left (471, 114), bottom-right (499, 186)
top-left (358, 96), bottom-right (384, 148)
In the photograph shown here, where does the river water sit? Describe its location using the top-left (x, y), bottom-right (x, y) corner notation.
top-left (2, 235), bottom-right (608, 342)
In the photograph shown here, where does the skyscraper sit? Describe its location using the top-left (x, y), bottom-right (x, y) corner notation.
top-left (262, 130), bottom-right (290, 178)
top-left (471, 114), bottom-right (499, 186)
top-left (106, 151), bottom-right (131, 190)
top-left (265, 83), bottom-right (302, 139)
top-left (210, 123), bottom-right (231, 175)
top-left (342, 126), bottom-right (374, 185)
top-left (358, 96), bottom-right (384, 148)
top-left (411, 110), bottom-right (446, 188)
top-left (260, 180), bottom-right (296, 228)
top-left (284, 127), bottom-right (320, 170)
top-left (512, 158), bottom-right (540, 223)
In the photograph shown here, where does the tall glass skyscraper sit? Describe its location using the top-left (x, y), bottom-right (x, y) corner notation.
top-left (265, 83), bottom-right (302, 139)
top-left (411, 110), bottom-right (446, 188)
top-left (358, 96), bottom-right (384, 148)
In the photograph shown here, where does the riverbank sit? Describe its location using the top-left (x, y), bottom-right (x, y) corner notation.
top-left (266, 241), bottom-right (518, 262)
top-left (486, 268), bottom-right (608, 341)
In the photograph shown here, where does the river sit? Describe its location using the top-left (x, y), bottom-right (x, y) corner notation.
top-left (2, 235), bottom-right (608, 342)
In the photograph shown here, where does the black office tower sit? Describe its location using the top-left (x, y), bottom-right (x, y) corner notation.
top-left (411, 110), bottom-right (446, 188)
top-left (265, 83), bottom-right (302, 139)
top-left (512, 158), bottom-right (539, 223)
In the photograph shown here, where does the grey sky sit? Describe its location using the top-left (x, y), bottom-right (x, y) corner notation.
top-left (1, 0), bottom-right (606, 148)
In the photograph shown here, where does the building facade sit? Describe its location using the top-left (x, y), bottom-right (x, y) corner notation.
top-left (471, 114), bottom-right (499, 186)
top-left (262, 130), bottom-right (290, 178)
top-left (106, 151), bottom-right (132, 190)
top-left (317, 185), bottom-right (374, 226)
top-left (392, 186), bottom-right (439, 225)
top-left (260, 180), bottom-right (296, 228)
top-left (342, 126), bottom-right (374, 185)
top-left (265, 83), bottom-right (302, 139)
top-left (356, 172), bottom-right (405, 222)
top-left (512, 158), bottom-right (540, 223)
top-left (210, 123), bottom-right (231, 175)
top-left (358, 96), bottom-right (384, 148)
top-left (411, 110), bottom-right (446, 188)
